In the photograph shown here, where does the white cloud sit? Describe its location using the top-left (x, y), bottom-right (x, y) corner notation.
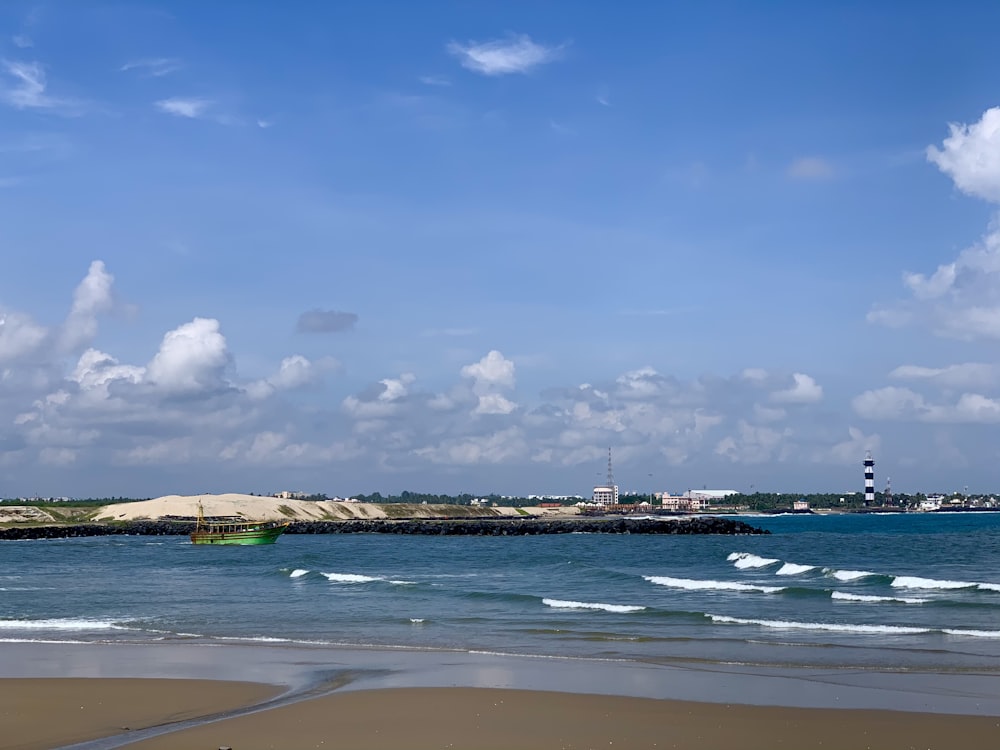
top-left (415, 427), bottom-right (528, 465)
top-left (770, 373), bottom-right (823, 403)
top-left (120, 58), bottom-right (182, 77)
top-left (889, 363), bottom-right (999, 390)
top-left (926, 107), bottom-right (1000, 204)
top-left (786, 157), bottom-right (834, 180)
top-left (419, 75), bottom-right (451, 87)
top-left (155, 97), bottom-right (212, 119)
top-left (852, 386), bottom-right (1000, 423)
top-left (0, 310), bottom-right (47, 364)
top-left (461, 350), bottom-right (515, 390)
top-left (873, 109), bottom-right (1000, 340)
top-left (715, 421), bottom-right (790, 464)
top-left (0, 60), bottom-right (80, 114)
top-left (146, 318), bottom-right (230, 394)
top-left (12, 34), bottom-right (32, 49)
top-left (447, 34), bottom-right (562, 76)
top-left (59, 260), bottom-right (114, 352)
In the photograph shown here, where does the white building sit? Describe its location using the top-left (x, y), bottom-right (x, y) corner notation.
top-left (592, 485), bottom-right (619, 506)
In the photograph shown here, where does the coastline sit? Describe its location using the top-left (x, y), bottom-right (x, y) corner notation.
top-left (3, 639), bottom-right (1000, 748)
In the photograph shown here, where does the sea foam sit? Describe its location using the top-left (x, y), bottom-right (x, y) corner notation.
top-left (891, 576), bottom-right (1000, 592)
top-left (0, 618), bottom-right (127, 631)
top-left (727, 552), bottom-right (780, 569)
top-left (644, 576), bottom-right (784, 593)
top-left (321, 572), bottom-right (383, 583)
top-left (831, 591), bottom-right (927, 604)
top-left (289, 569), bottom-right (310, 578)
top-left (775, 563), bottom-right (816, 576)
top-left (543, 598), bottom-right (646, 613)
top-left (708, 614), bottom-right (929, 634)
top-left (829, 569), bottom-right (876, 582)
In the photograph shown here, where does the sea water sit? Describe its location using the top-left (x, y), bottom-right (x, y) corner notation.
top-left (2, 513), bottom-right (999, 673)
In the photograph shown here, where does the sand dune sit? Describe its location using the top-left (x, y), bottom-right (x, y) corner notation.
top-left (91, 493), bottom-right (578, 522)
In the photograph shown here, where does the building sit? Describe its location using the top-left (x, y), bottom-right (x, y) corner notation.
top-left (656, 493), bottom-right (704, 512)
top-left (592, 485), bottom-right (619, 506)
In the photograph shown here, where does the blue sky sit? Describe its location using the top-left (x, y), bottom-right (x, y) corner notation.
top-left (2, 1), bottom-right (1000, 498)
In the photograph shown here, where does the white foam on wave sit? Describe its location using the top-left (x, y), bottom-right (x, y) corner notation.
top-left (0, 618), bottom-right (128, 631)
top-left (832, 591), bottom-right (927, 604)
top-left (727, 552), bottom-right (780, 569)
top-left (830, 569), bottom-right (876, 582)
top-left (410, 618), bottom-right (425, 624)
top-left (943, 628), bottom-right (1000, 639)
top-left (289, 569), bottom-right (310, 578)
top-left (709, 614), bottom-right (929, 635)
top-left (321, 572), bottom-right (383, 584)
top-left (389, 580), bottom-right (417, 586)
top-left (644, 576), bottom-right (784, 594)
top-left (776, 563), bottom-right (816, 576)
top-left (543, 598), bottom-right (646, 613)
top-left (890, 576), bottom-right (999, 591)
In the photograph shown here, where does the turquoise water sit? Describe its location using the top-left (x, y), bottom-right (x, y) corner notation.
top-left (2, 513), bottom-right (999, 672)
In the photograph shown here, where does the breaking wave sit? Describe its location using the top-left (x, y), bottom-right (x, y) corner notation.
top-left (775, 563), bottom-right (816, 576)
top-left (727, 552), bottom-right (779, 569)
top-left (0, 618), bottom-right (130, 631)
top-left (543, 598), bottom-right (646, 613)
top-left (644, 576), bottom-right (784, 594)
top-left (708, 614), bottom-right (929, 635)
top-left (831, 592), bottom-right (928, 605)
top-left (891, 576), bottom-right (1000, 592)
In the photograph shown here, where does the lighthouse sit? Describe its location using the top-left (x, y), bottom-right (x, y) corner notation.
top-left (863, 451), bottom-right (875, 506)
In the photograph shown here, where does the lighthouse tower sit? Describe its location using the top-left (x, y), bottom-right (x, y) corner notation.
top-left (863, 451), bottom-right (875, 506)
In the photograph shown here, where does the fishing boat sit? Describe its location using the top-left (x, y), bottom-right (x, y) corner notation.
top-left (190, 503), bottom-right (290, 545)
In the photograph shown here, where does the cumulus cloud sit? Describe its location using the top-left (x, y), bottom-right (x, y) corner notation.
top-left (873, 108), bottom-right (1000, 340)
top-left (146, 318), bottom-right (231, 394)
top-left (296, 309), bottom-right (358, 333)
top-left (926, 107), bottom-right (1000, 203)
top-left (461, 350), bottom-right (518, 414)
top-left (852, 386), bottom-right (1000, 423)
top-left (447, 34), bottom-right (563, 76)
top-left (59, 261), bottom-right (114, 352)
top-left (770, 373), bottom-right (823, 403)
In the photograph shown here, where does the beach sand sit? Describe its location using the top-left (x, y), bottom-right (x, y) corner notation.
top-left (5, 680), bottom-right (999, 750)
top-left (0, 678), bottom-right (280, 750)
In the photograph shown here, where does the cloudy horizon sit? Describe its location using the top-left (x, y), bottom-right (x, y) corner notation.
top-left (2, 3), bottom-right (1000, 498)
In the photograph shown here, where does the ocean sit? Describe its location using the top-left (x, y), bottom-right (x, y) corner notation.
top-left (2, 513), bottom-right (1000, 674)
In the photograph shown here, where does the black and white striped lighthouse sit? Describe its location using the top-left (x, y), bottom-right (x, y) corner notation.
top-left (863, 451), bottom-right (875, 506)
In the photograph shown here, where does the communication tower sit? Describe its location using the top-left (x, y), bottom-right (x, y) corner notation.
top-left (884, 476), bottom-right (892, 507)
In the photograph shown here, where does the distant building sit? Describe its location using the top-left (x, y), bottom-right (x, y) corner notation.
top-left (793, 500), bottom-right (810, 511)
top-left (685, 490), bottom-right (739, 502)
top-left (592, 485), bottom-right (619, 506)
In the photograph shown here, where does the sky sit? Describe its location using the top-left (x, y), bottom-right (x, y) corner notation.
top-left (2, 2), bottom-right (1000, 498)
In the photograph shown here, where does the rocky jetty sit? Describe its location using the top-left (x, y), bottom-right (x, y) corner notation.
top-left (0, 515), bottom-right (766, 540)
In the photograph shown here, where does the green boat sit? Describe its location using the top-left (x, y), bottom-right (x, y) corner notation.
top-left (190, 504), bottom-right (290, 545)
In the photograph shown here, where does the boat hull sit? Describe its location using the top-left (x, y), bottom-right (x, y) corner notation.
top-left (190, 523), bottom-right (289, 545)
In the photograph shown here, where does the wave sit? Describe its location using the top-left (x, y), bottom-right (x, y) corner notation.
top-left (542, 598), bottom-right (646, 614)
top-left (832, 592), bottom-right (928, 605)
top-left (318, 572), bottom-right (415, 585)
top-left (708, 614), bottom-right (929, 635)
top-left (942, 629), bottom-right (1000, 639)
top-left (891, 576), bottom-right (1000, 592)
top-left (828, 569), bottom-right (878, 582)
top-left (289, 569), bottom-right (310, 578)
top-left (410, 618), bottom-right (426, 623)
top-left (775, 563), bottom-right (816, 576)
top-left (0, 618), bottom-right (129, 631)
top-left (644, 575), bottom-right (784, 594)
top-left (727, 552), bottom-right (779, 569)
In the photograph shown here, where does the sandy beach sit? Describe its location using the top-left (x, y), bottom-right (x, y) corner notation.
top-left (4, 680), bottom-right (999, 750)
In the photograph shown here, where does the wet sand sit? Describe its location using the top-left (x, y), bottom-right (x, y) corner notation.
top-left (4, 681), bottom-right (1000, 750)
top-left (0, 678), bottom-right (280, 750)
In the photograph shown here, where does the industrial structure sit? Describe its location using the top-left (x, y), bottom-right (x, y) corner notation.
top-left (591, 447), bottom-right (619, 507)
top-left (864, 451), bottom-right (875, 506)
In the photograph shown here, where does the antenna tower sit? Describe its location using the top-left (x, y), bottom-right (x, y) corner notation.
top-left (884, 476), bottom-right (892, 507)
top-left (606, 446), bottom-right (615, 488)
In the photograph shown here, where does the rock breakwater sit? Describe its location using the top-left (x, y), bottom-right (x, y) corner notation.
top-left (0, 515), bottom-right (767, 540)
